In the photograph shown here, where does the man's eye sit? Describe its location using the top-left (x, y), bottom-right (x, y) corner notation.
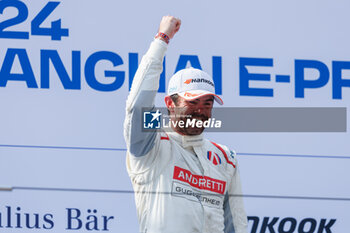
top-left (189, 101), bottom-right (196, 104)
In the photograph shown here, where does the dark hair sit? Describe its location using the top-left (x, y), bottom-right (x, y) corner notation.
top-left (170, 94), bottom-right (179, 105)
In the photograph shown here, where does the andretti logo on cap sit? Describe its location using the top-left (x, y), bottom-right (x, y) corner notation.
top-left (184, 78), bottom-right (214, 87)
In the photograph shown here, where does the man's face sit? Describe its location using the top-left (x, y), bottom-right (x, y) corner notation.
top-left (168, 95), bottom-right (214, 135)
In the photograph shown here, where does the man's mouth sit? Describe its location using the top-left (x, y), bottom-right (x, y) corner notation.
top-left (190, 114), bottom-right (208, 122)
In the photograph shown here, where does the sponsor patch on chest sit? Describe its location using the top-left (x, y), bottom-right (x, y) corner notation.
top-left (171, 166), bottom-right (226, 208)
top-left (173, 166), bottom-right (226, 194)
top-left (172, 182), bottom-right (223, 208)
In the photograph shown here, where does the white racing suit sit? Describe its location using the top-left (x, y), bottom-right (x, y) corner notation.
top-left (124, 39), bottom-right (248, 233)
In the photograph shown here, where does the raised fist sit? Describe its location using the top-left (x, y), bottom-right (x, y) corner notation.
top-left (158, 16), bottom-right (181, 39)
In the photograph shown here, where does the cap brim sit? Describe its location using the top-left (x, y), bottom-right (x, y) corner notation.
top-left (176, 90), bottom-right (224, 105)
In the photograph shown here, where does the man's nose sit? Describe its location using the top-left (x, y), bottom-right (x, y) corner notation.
top-left (194, 103), bottom-right (205, 114)
top-left (195, 108), bottom-right (203, 115)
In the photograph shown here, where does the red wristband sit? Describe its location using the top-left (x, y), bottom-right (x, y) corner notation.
top-left (155, 32), bottom-right (170, 44)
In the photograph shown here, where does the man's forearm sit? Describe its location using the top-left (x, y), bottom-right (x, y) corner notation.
top-left (125, 39), bottom-right (167, 111)
top-left (126, 15), bottom-right (181, 111)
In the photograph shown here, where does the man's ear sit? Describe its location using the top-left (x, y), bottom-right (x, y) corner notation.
top-left (165, 96), bottom-right (175, 111)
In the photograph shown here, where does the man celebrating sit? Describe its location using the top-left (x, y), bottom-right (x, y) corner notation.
top-left (124, 16), bottom-right (248, 233)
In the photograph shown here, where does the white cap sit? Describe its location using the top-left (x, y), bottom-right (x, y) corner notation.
top-left (167, 68), bottom-right (223, 105)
